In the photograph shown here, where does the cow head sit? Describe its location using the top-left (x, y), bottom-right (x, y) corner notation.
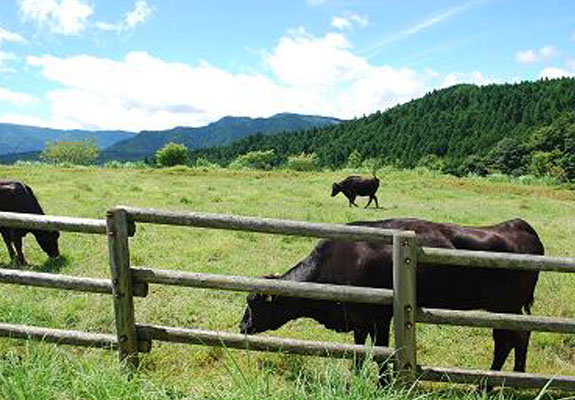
top-left (33, 230), bottom-right (60, 258)
top-left (331, 182), bottom-right (341, 197)
top-left (239, 274), bottom-right (293, 334)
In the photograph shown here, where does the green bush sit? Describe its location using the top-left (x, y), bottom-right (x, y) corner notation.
top-left (156, 143), bottom-right (189, 167)
top-left (195, 156), bottom-right (220, 169)
top-left (285, 152), bottom-right (318, 171)
top-left (41, 140), bottom-right (99, 165)
top-left (229, 150), bottom-right (275, 170)
top-left (346, 150), bottom-right (363, 169)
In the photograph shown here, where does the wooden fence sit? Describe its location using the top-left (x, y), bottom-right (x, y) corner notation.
top-left (2, 207), bottom-right (575, 390)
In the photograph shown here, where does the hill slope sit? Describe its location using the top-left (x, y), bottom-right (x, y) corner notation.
top-left (101, 113), bottom-right (340, 161)
top-left (191, 78), bottom-right (575, 172)
top-left (0, 124), bottom-right (134, 155)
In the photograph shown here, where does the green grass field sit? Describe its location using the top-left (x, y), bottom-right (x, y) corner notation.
top-left (1, 165), bottom-right (575, 399)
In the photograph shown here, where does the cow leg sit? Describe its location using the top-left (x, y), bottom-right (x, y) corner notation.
top-left (12, 235), bottom-right (26, 266)
top-left (1, 231), bottom-right (16, 262)
top-left (351, 195), bottom-right (358, 207)
top-left (491, 329), bottom-right (514, 371)
top-left (372, 316), bottom-right (392, 386)
top-left (353, 328), bottom-right (369, 371)
top-left (373, 195), bottom-right (379, 208)
top-left (513, 330), bottom-right (531, 372)
top-left (365, 196), bottom-right (373, 208)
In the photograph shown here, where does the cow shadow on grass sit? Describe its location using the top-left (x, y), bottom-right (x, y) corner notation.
top-left (37, 255), bottom-right (69, 273)
top-left (0, 255), bottom-right (70, 273)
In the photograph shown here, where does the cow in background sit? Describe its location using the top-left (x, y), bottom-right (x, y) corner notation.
top-left (0, 180), bottom-right (60, 265)
top-left (331, 175), bottom-right (380, 208)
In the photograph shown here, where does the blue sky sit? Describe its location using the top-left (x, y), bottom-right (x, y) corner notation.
top-left (0, 0), bottom-right (574, 131)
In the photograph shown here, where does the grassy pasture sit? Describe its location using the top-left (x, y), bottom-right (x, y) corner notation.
top-left (1, 165), bottom-right (575, 399)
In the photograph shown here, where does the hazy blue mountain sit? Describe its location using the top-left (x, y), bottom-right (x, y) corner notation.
top-left (101, 113), bottom-right (341, 161)
top-left (0, 123), bottom-right (135, 155)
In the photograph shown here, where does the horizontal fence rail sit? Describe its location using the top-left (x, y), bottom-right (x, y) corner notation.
top-left (419, 366), bottom-right (575, 391)
top-left (420, 247), bottom-right (575, 273)
top-left (0, 268), bottom-right (148, 297)
top-left (417, 308), bottom-right (575, 334)
top-left (136, 323), bottom-right (394, 361)
top-left (121, 206), bottom-right (397, 244)
top-left (0, 322), bottom-right (152, 352)
top-left (131, 267), bottom-right (394, 304)
top-left (0, 211), bottom-right (107, 234)
top-left (0, 322), bottom-right (117, 350)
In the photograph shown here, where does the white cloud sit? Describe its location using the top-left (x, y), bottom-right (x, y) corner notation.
top-left (0, 26), bottom-right (26, 44)
top-left (367, 0), bottom-right (480, 54)
top-left (0, 87), bottom-right (36, 107)
top-left (515, 49), bottom-right (537, 64)
top-left (19, 29), bottom-right (429, 130)
top-left (441, 71), bottom-right (500, 88)
top-left (539, 67), bottom-right (575, 79)
top-left (515, 45), bottom-right (559, 64)
top-left (18, 0), bottom-right (93, 35)
top-left (96, 1), bottom-right (152, 33)
top-left (331, 13), bottom-right (369, 30)
top-left (0, 26), bottom-right (26, 71)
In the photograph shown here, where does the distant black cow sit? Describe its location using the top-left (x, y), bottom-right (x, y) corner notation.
top-left (331, 175), bottom-right (379, 208)
top-left (240, 218), bottom-right (543, 385)
top-left (0, 180), bottom-right (60, 265)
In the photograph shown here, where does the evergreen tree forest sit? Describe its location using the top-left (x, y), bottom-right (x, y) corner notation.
top-left (189, 78), bottom-right (575, 181)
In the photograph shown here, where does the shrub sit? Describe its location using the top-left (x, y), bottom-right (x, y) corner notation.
top-left (195, 157), bottom-right (219, 169)
top-left (346, 149), bottom-right (363, 169)
top-left (285, 152), bottom-right (318, 171)
top-left (156, 143), bottom-right (189, 167)
top-left (417, 155), bottom-right (445, 172)
top-left (41, 140), bottom-right (99, 165)
top-left (229, 150), bottom-right (275, 170)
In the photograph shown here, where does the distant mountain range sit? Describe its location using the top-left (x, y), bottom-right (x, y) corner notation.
top-left (100, 113), bottom-right (340, 161)
top-left (0, 123), bottom-right (135, 156)
top-left (0, 113), bottom-right (341, 163)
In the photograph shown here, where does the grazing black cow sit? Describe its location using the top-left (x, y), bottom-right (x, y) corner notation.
top-left (240, 218), bottom-right (543, 385)
top-left (331, 175), bottom-right (380, 208)
top-left (0, 180), bottom-right (60, 265)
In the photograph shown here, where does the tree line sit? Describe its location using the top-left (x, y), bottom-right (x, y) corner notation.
top-left (187, 78), bottom-right (575, 181)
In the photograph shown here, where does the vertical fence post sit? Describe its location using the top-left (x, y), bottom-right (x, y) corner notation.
top-left (393, 231), bottom-right (418, 384)
top-left (106, 207), bottom-right (139, 369)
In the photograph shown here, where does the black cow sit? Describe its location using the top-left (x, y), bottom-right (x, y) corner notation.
top-left (240, 218), bottom-right (543, 385)
top-left (0, 180), bottom-right (60, 265)
top-left (331, 175), bottom-right (380, 208)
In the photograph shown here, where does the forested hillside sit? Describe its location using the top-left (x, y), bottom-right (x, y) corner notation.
top-left (191, 78), bottom-right (575, 180)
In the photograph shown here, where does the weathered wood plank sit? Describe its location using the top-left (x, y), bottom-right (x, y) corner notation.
top-left (0, 268), bottom-right (148, 297)
top-left (136, 323), bottom-right (394, 361)
top-left (393, 231), bottom-right (418, 383)
top-left (420, 247), bottom-right (575, 272)
top-left (107, 208), bottom-right (139, 368)
top-left (120, 206), bottom-right (396, 244)
top-left (419, 365), bottom-right (575, 390)
top-left (417, 308), bottom-right (575, 333)
top-left (0, 211), bottom-right (106, 234)
top-left (0, 322), bottom-right (117, 349)
top-left (131, 267), bottom-right (394, 304)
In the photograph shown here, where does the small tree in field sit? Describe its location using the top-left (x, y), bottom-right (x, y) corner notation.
top-left (41, 140), bottom-right (99, 165)
top-left (285, 152), bottom-right (319, 171)
top-left (156, 143), bottom-right (189, 167)
top-left (229, 149), bottom-right (275, 170)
